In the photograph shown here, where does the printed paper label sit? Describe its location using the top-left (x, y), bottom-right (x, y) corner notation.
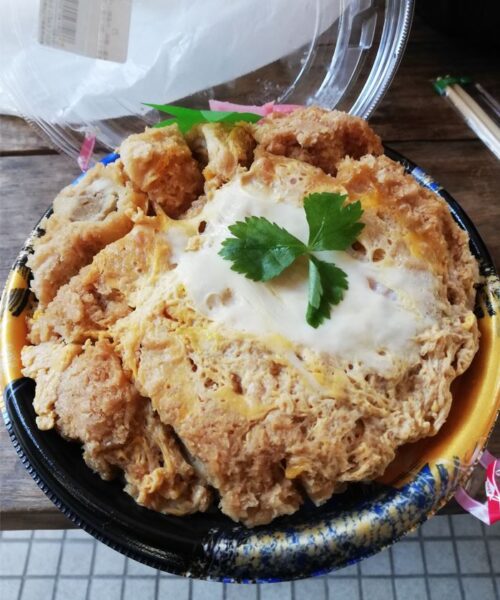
top-left (38, 0), bottom-right (132, 63)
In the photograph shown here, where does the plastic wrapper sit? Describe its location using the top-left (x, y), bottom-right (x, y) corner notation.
top-left (0, 0), bottom-right (414, 163)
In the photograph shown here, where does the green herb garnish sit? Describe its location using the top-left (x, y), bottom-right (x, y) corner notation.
top-left (144, 103), bottom-right (261, 134)
top-left (219, 192), bottom-right (364, 328)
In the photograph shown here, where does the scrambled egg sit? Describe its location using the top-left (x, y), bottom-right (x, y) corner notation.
top-left (21, 108), bottom-right (479, 526)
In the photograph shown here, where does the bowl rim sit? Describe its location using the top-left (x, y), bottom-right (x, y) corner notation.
top-left (1, 146), bottom-right (499, 582)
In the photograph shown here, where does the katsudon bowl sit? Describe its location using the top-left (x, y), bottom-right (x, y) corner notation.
top-left (1, 129), bottom-right (499, 581)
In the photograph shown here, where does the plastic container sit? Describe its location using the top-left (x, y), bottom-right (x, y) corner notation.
top-left (0, 0), bottom-right (414, 163)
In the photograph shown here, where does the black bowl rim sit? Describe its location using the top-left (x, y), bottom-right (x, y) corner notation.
top-left (2, 146), bottom-right (498, 582)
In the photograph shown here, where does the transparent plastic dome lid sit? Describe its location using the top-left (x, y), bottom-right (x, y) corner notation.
top-left (0, 0), bottom-right (413, 164)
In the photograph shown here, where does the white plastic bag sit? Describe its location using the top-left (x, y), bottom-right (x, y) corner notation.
top-left (0, 0), bottom-right (343, 123)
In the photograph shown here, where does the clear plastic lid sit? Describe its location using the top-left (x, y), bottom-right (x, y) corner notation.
top-left (0, 0), bottom-right (413, 163)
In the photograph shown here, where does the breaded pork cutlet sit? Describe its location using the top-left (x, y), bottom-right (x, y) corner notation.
top-left (22, 107), bottom-right (479, 526)
top-left (27, 162), bottom-right (147, 307)
top-left (119, 125), bottom-right (204, 217)
top-left (110, 153), bottom-right (478, 525)
top-left (22, 338), bottom-right (211, 515)
top-left (253, 106), bottom-right (383, 175)
top-left (186, 122), bottom-right (256, 193)
top-left (28, 216), bottom-right (175, 345)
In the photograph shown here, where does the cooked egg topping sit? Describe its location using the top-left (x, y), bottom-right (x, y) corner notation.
top-left (169, 174), bottom-right (438, 373)
top-left (22, 111), bottom-right (480, 527)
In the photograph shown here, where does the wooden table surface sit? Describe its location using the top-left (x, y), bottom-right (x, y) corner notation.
top-left (0, 16), bottom-right (499, 530)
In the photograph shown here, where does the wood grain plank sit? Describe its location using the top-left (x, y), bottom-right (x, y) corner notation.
top-left (0, 116), bottom-right (55, 155)
top-left (371, 19), bottom-right (500, 141)
top-left (0, 155), bottom-right (80, 528)
top-left (0, 155), bottom-right (80, 285)
top-left (0, 428), bottom-right (74, 529)
top-left (1, 16), bottom-right (499, 158)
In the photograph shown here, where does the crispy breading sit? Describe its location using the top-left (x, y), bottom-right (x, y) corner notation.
top-left (27, 162), bottom-right (147, 307)
top-left (29, 217), bottom-right (173, 345)
top-left (119, 125), bottom-right (204, 217)
top-left (336, 154), bottom-right (478, 307)
top-left (21, 341), bottom-right (83, 430)
top-left (112, 289), bottom-right (369, 524)
top-left (110, 154), bottom-right (478, 525)
top-left (21, 339), bottom-right (211, 515)
top-left (253, 106), bottom-right (383, 175)
top-left (22, 108), bottom-right (479, 526)
top-left (186, 122), bottom-right (256, 193)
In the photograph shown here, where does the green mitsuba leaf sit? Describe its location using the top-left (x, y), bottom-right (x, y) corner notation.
top-left (306, 256), bottom-right (348, 328)
top-left (304, 192), bottom-right (365, 251)
top-left (219, 216), bottom-right (307, 282)
top-left (218, 185), bottom-right (363, 327)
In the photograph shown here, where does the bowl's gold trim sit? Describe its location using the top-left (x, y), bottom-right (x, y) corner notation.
top-left (0, 269), bottom-right (30, 399)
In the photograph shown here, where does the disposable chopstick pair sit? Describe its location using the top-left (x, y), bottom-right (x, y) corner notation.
top-left (475, 83), bottom-right (500, 120)
top-left (434, 76), bottom-right (500, 160)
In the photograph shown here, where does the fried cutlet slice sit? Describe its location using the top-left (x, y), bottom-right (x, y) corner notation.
top-left (109, 156), bottom-right (377, 524)
top-left (21, 338), bottom-right (211, 516)
top-left (253, 106), bottom-right (383, 176)
top-left (112, 292), bottom-right (304, 526)
top-left (119, 124), bottom-right (204, 217)
top-left (117, 297), bottom-right (392, 523)
top-left (28, 216), bottom-right (175, 344)
top-left (335, 154), bottom-right (478, 308)
top-left (112, 152), bottom-right (478, 526)
top-left (27, 162), bottom-right (148, 307)
top-left (186, 122), bottom-right (256, 193)
top-left (20, 340), bottom-right (83, 430)
top-left (21, 109), bottom-right (480, 528)
top-left (112, 283), bottom-right (397, 525)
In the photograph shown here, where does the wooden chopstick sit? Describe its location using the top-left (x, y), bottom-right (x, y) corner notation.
top-left (475, 83), bottom-right (500, 120)
top-left (452, 84), bottom-right (500, 140)
top-left (434, 77), bottom-right (500, 160)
